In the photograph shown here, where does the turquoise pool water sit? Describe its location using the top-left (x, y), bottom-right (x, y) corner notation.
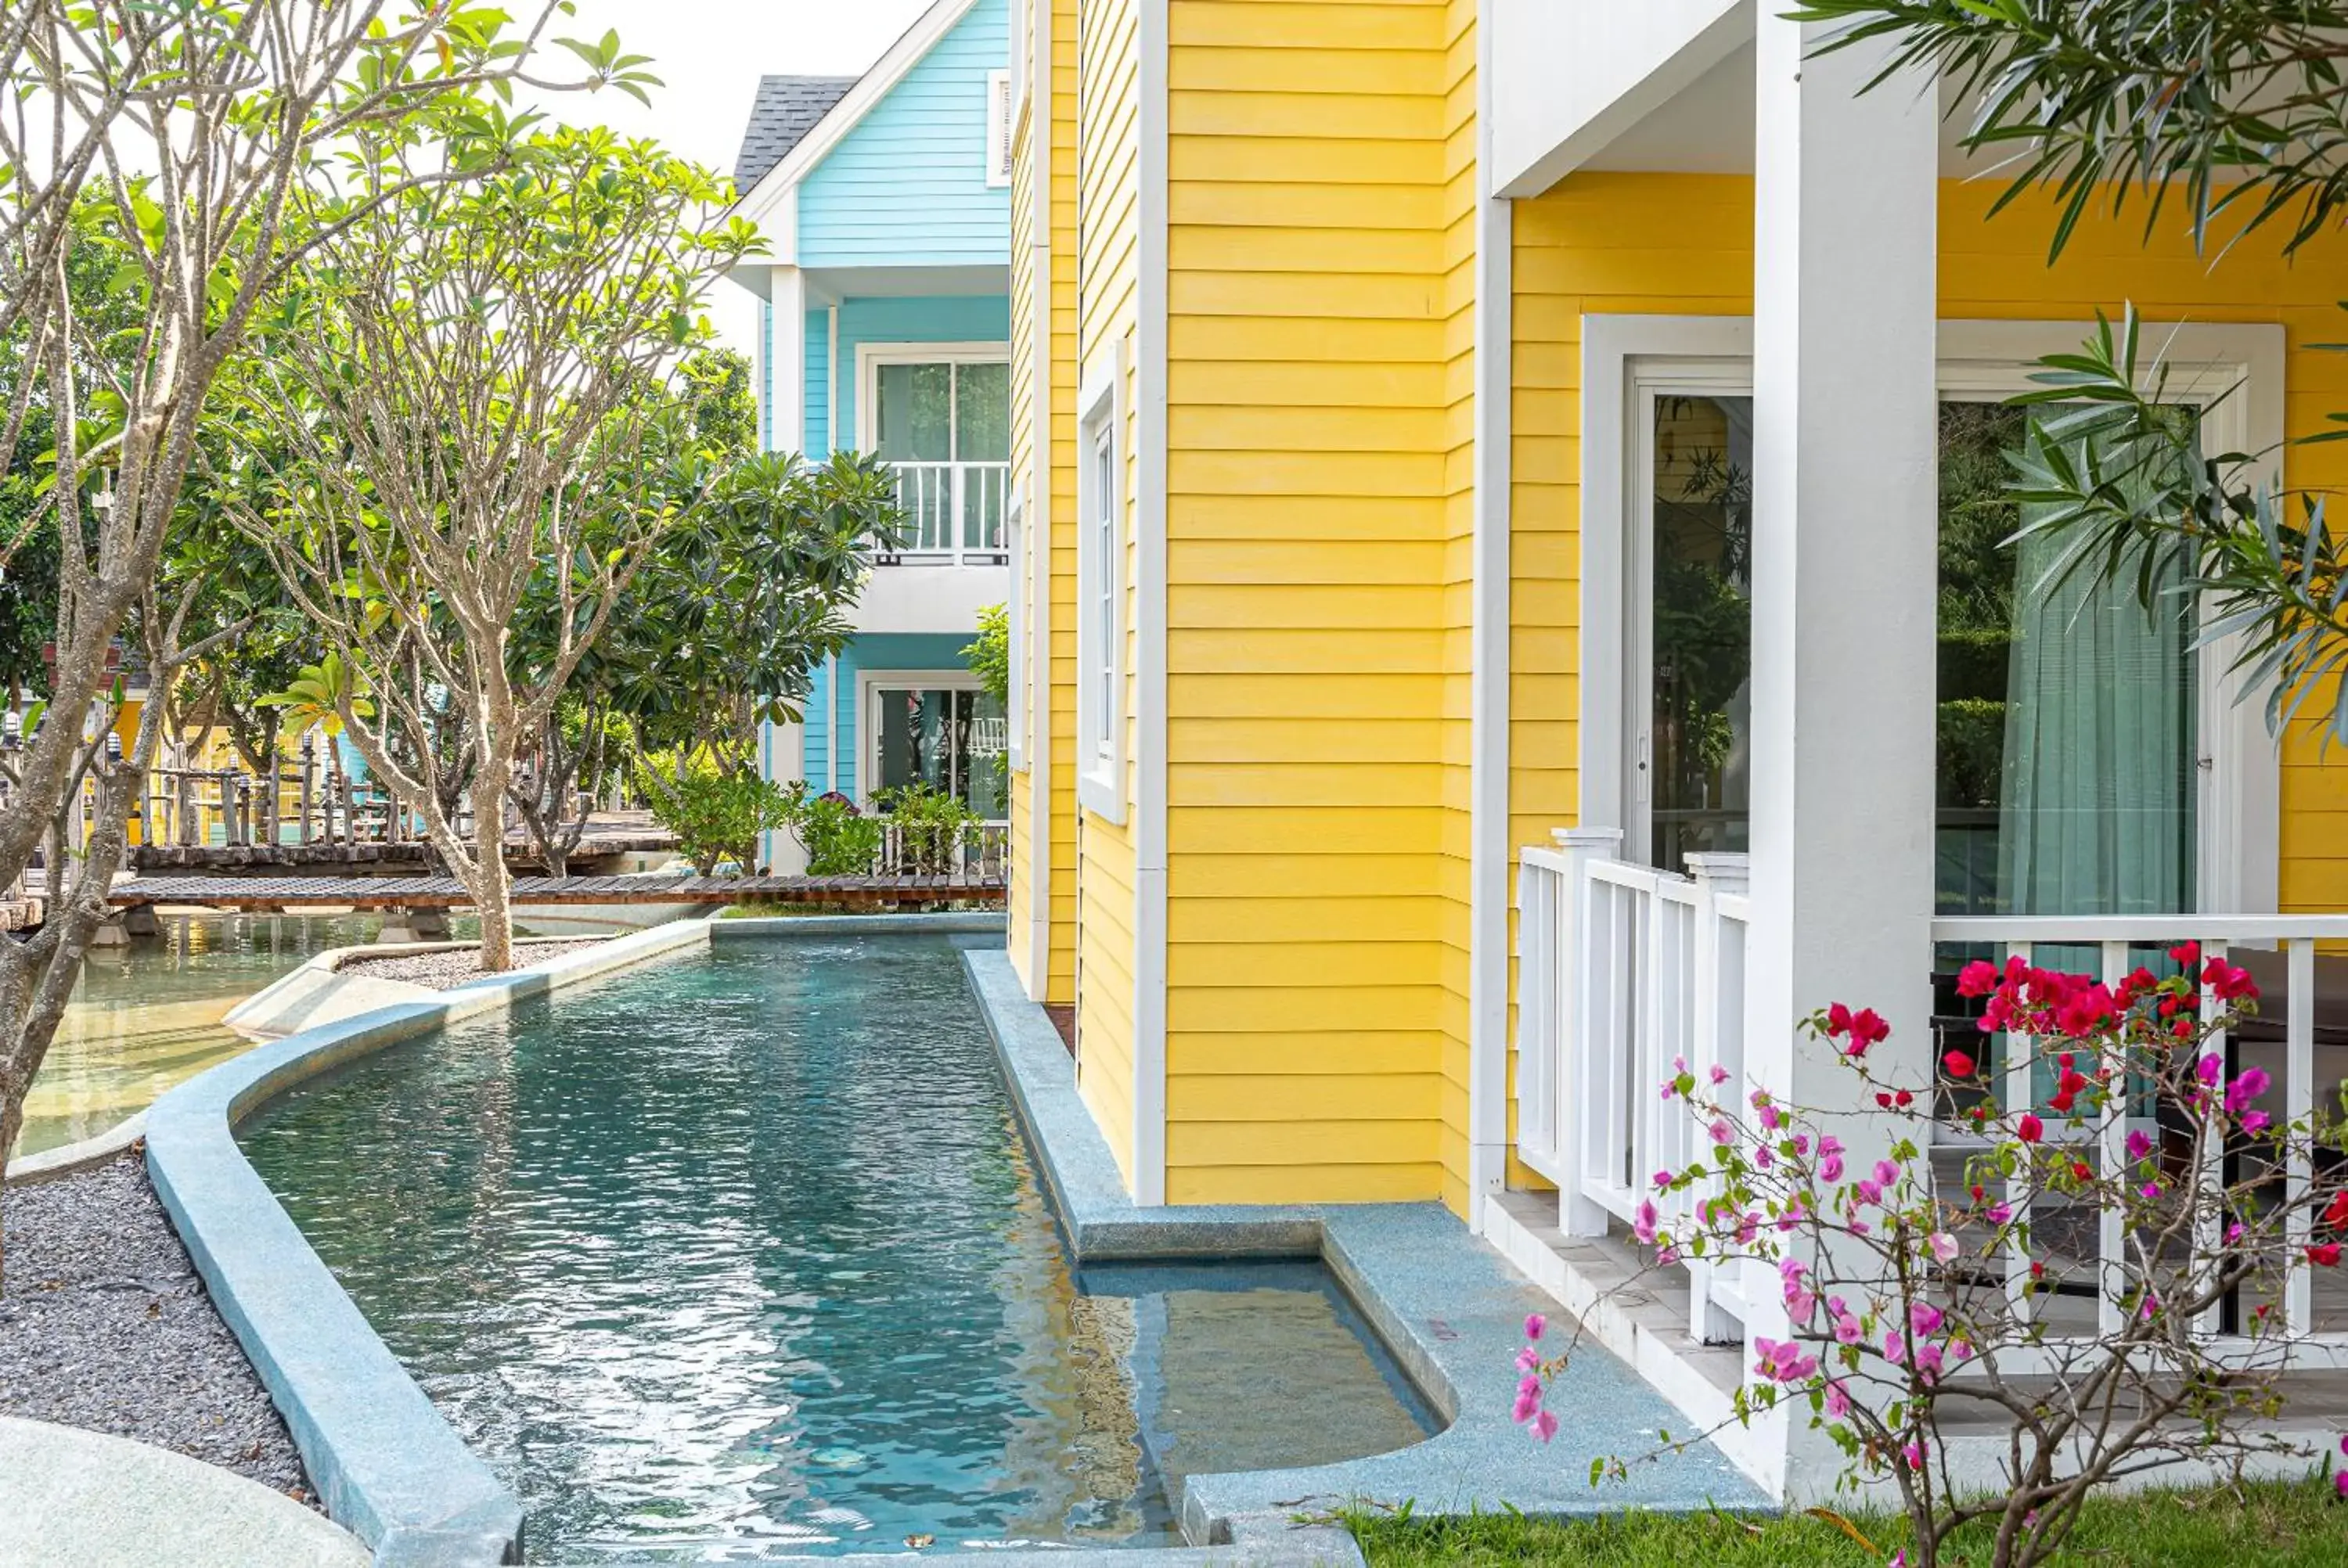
top-left (239, 934), bottom-right (1430, 1560)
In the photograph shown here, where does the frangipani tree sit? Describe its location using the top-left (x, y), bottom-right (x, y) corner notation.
top-left (216, 125), bottom-right (760, 969)
top-left (0, 0), bottom-right (630, 1210)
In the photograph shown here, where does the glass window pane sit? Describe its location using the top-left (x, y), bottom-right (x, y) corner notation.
top-left (873, 688), bottom-right (956, 797)
top-left (1648, 394), bottom-right (1754, 874)
top-left (1932, 400), bottom-right (2198, 921)
top-left (875, 363), bottom-right (952, 462)
top-left (954, 361), bottom-right (1010, 462)
top-left (964, 691), bottom-right (1009, 818)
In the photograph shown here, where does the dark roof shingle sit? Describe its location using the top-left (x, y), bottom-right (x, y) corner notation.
top-left (733, 74), bottom-right (860, 192)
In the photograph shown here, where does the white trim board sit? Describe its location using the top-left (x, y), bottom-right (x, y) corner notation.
top-left (733, 0), bottom-right (984, 240)
top-left (1132, 0), bottom-right (1172, 1209)
top-left (1576, 312), bottom-right (2285, 916)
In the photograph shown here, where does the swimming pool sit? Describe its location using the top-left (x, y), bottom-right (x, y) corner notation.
top-left (239, 933), bottom-right (1430, 1559)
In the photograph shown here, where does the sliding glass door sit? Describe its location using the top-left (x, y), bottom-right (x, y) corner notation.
top-left (1626, 383), bottom-right (2202, 919)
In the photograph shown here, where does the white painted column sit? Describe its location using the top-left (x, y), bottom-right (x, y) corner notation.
top-left (772, 264), bottom-right (807, 457)
top-left (1466, 82), bottom-right (1515, 1231)
top-left (1745, 15), bottom-right (1938, 1503)
top-left (768, 719), bottom-right (807, 876)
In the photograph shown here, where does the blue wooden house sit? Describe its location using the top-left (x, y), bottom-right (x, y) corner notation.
top-left (730, 0), bottom-right (1011, 862)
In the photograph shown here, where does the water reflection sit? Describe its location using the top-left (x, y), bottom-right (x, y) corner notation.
top-left (241, 937), bottom-right (1430, 1560)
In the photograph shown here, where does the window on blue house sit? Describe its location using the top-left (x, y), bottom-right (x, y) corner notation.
top-left (873, 357), bottom-right (1010, 556)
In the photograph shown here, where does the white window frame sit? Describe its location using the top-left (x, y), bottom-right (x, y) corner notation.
top-left (1075, 353), bottom-right (1126, 824)
top-left (858, 668), bottom-right (1007, 823)
top-left (854, 341), bottom-right (1014, 459)
top-left (986, 69), bottom-right (1014, 189)
top-left (1580, 313), bottom-right (2284, 916)
top-left (1007, 481), bottom-right (1028, 771)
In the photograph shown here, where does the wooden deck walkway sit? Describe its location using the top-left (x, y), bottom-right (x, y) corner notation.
top-left (107, 872), bottom-right (1004, 911)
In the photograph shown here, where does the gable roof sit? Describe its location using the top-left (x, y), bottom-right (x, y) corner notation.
top-left (733, 75), bottom-right (860, 191)
top-left (731, 0), bottom-right (982, 229)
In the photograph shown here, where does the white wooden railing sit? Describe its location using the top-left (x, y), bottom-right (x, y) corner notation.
top-left (1515, 854), bottom-right (2348, 1361)
top-left (887, 461), bottom-right (1010, 563)
top-left (875, 818), bottom-right (1009, 879)
top-left (1934, 914), bottom-right (2348, 1366)
top-left (1518, 829), bottom-right (1754, 1343)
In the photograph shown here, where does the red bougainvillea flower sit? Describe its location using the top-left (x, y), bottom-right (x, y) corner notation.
top-left (1943, 1049), bottom-right (1976, 1078)
top-left (2309, 1243), bottom-right (2344, 1268)
top-left (2169, 940), bottom-right (2199, 966)
top-left (1956, 959), bottom-right (1999, 997)
top-left (2202, 955), bottom-right (2258, 1002)
top-left (2324, 1189), bottom-right (2348, 1230)
top-left (2017, 1113), bottom-right (2044, 1144)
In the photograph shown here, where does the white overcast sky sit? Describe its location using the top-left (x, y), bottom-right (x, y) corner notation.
top-left (533, 0), bottom-right (938, 358)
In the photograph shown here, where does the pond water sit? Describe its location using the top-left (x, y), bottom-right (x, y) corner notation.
top-left (19, 912), bottom-right (395, 1156)
top-left (18, 909), bottom-right (632, 1158)
top-left (239, 934), bottom-right (1431, 1560)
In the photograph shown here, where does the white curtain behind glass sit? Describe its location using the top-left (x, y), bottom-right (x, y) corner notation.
top-left (1997, 408), bottom-right (2198, 917)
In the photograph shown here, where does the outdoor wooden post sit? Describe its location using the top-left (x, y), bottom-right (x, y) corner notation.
top-left (265, 764), bottom-right (281, 847)
top-left (177, 771), bottom-right (195, 847)
top-left (228, 772), bottom-right (247, 847)
top-left (298, 742), bottom-right (315, 847)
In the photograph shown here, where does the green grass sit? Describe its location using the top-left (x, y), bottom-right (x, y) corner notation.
top-left (1345, 1480), bottom-right (2346, 1566)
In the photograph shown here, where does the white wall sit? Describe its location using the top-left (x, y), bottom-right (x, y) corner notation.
top-left (1489, 0), bottom-right (1752, 196)
top-left (851, 563), bottom-right (1011, 634)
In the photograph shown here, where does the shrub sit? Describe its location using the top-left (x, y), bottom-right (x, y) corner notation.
top-left (963, 602), bottom-right (1009, 706)
top-left (646, 769), bottom-right (788, 877)
top-left (1518, 955), bottom-right (2348, 1568)
top-left (777, 783), bottom-right (884, 876)
top-left (876, 782), bottom-right (981, 876)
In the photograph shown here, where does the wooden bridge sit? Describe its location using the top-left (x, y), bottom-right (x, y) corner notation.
top-left (106, 872), bottom-right (1005, 913)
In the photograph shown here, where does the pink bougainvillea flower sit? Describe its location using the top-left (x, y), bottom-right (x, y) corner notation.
top-left (1708, 1118), bottom-right (1733, 1146)
top-left (1653, 1168), bottom-right (1673, 1190)
top-left (2243, 1110), bottom-right (2272, 1135)
top-left (2126, 1129), bottom-right (2153, 1163)
top-left (1823, 1379), bottom-right (1852, 1419)
top-left (1873, 1159), bottom-right (1900, 1188)
top-left (2225, 1067), bottom-right (2271, 1115)
top-left (2195, 1052), bottom-right (2224, 1087)
top-left (1632, 1198), bottom-right (1659, 1246)
top-left (1524, 1312), bottom-right (1546, 1342)
top-left (1834, 1311), bottom-right (1863, 1345)
top-left (1820, 1153), bottom-right (1846, 1183)
top-left (1709, 1063), bottom-right (1731, 1085)
top-left (1986, 1202), bottom-right (2012, 1225)
top-left (1927, 1232), bottom-right (1959, 1264)
top-left (1882, 1331), bottom-right (1907, 1366)
top-left (1532, 1408), bottom-right (1558, 1444)
top-left (1856, 1178), bottom-right (1884, 1207)
top-left (1913, 1342), bottom-right (1946, 1384)
top-left (1515, 1345), bottom-right (1540, 1373)
top-left (1909, 1301), bottom-right (1944, 1338)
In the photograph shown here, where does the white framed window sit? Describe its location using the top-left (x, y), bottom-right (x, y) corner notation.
top-left (855, 342), bottom-right (1012, 557)
top-left (986, 69), bottom-right (1013, 188)
top-left (859, 670), bottom-right (1008, 822)
top-left (1007, 481), bottom-right (1028, 771)
top-left (1579, 313), bottom-right (2283, 919)
top-left (1075, 354), bottom-right (1125, 823)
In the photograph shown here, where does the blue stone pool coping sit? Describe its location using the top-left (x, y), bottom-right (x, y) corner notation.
top-left (962, 949), bottom-right (1771, 1545)
top-left (143, 912), bottom-right (1011, 1568)
top-left (142, 914), bottom-right (1763, 1568)
top-left (146, 915), bottom-right (730, 1566)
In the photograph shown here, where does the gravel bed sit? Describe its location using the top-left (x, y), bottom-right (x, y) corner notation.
top-left (0, 1153), bottom-right (314, 1504)
top-left (338, 935), bottom-right (609, 990)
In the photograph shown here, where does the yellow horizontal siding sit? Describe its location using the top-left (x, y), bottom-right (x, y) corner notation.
top-left (1163, 0), bottom-right (1462, 1210)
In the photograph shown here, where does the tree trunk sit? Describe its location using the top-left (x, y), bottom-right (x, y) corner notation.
top-left (471, 765), bottom-right (515, 973)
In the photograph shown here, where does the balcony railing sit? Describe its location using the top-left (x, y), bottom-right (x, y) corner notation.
top-left (1517, 831), bottom-right (2348, 1364)
top-left (1518, 830), bottom-right (1755, 1343)
top-left (885, 460), bottom-right (1010, 566)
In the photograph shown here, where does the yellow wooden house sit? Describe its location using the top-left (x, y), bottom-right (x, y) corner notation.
top-left (999, 0), bottom-right (2348, 1313)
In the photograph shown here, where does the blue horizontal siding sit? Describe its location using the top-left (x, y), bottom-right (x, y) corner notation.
top-left (819, 295), bottom-right (1010, 454)
top-left (788, 633), bottom-right (978, 803)
top-left (798, 0), bottom-right (1009, 268)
